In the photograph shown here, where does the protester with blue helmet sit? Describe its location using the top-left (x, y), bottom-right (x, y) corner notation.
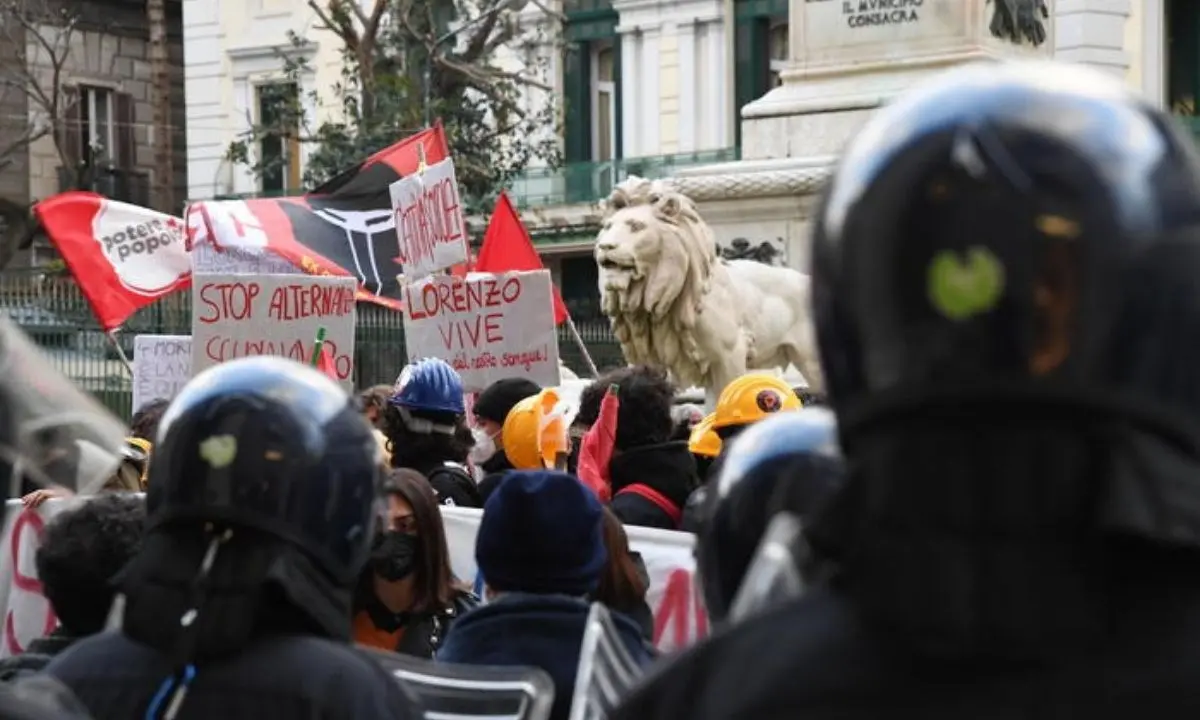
top-left (381, 358), bottom-right (481, 508)
top-left (693, 408), bottom-right (843, 625)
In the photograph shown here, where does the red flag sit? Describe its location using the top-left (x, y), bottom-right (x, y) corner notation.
top-left (576, 385), bottom-right (619, 502)
top-left (35, 191), bottom-right (191, 331)
top-left (316, 344), bottom-right (339, 381)
top-left (188, 123), bottom-right (452, 311)
top-left (476, 192), bottom-right (569, 324)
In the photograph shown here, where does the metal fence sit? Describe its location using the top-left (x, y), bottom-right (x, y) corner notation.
top-left (0, 271), bottom-right (627, 421)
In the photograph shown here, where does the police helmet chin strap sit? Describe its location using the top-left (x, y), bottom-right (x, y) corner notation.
top-left (398, 406), bottom-right (457, 435)
top-left (145, 525), bottom-right (234, 720)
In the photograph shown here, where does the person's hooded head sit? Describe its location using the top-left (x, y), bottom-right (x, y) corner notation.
top-left (476, 470), bottom-right (607, 598)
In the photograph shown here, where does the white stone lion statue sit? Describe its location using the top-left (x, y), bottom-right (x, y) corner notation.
top-left (594, 176), bottom-right (823, 398)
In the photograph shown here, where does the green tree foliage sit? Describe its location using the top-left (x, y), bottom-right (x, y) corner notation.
top-left (227, 0), bottom-right (562, 209)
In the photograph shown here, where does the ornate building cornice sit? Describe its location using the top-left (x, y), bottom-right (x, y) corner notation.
top-left (661, 166), bottom-right (834, 201)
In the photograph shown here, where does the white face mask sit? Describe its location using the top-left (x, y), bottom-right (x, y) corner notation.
top-left (469, 428), bottom-right (497, 464)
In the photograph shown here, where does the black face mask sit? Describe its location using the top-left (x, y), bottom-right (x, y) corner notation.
top-left (370, 531), bottom-right (419, 582)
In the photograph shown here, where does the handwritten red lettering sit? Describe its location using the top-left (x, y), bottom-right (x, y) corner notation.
top-left (406, 276), bottom-right (523, 320)
top-left (202, 336), bottom-right (353, 380)
top-left (197, 281), bottom-right (260, 324)
top-left (265, 283), bottom-right (356, 321)
top-left (437, 313), bottom-right (505, 352)
top-left (395, 168), bottom-right (465, 273)
top-left (652, 569), bottom-right (708, 649)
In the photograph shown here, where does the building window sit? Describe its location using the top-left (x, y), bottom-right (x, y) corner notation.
top-left (734, 0), bottom-right (788, 147)
top-left (768, 20), bottom-right (788, 88)
top-left (257, 82), bottom-right (302, 193)
top-left (592, 42), bottom-right (616, 162)
top-left (563, 0), bottom-right (620, 202)
top-left (1168, 0), bottom-right (1200, 116)
top-left (79, 86), bottom-right (115, 165)
top-left (560, 254), bottom-right (602, 321)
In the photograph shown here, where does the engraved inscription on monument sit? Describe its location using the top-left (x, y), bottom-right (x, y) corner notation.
top-left (801, 0), bottom-right (968, 66)
top-left (842, 0), bottom-right (921, 29)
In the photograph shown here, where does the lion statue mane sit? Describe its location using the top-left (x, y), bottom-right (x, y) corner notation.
top-left (594, 176), bottom-right (823, 398)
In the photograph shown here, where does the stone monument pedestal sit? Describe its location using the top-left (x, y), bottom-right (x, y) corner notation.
top-left (668, 0), bottom-right (1053, 272)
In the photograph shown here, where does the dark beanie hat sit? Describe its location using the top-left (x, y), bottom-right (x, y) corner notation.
top-left (474, 378), bottom-right (542, 424)
top-left (476, 470), bottom-right (607, 596)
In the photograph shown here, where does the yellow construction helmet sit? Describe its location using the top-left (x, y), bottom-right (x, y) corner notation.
top-left (501, 388), bottom-right (568, 470)
top-left (124, 437), bottom-right (152, 489)
top-left (688, 413), bottom-right (721, 458)
top-left (711, 373), bottom-right (801, 430)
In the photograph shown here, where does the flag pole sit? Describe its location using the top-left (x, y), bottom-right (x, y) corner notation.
top-left (310, 326), bottom-right (327, 366)
top-left (565, 316), bottom-right (599, 378)
top-left (106, 330), bottom-right (134, 376)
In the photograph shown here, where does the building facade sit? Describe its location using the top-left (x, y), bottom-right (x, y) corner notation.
top-left (510, 0), bottom-right (1178, 329)
top-left (0, 0), bottom-right (186, 268)
top-left (182, 0), bottom-right (354, 201)
top-left (180, 0), bottom-right (1195, 329)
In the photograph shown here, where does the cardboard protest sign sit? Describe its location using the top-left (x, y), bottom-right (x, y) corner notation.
top-left (402, 270), bottom-right (561, 392)
top-left (389, 157), bottom-right (469, 280)
top-left (191, 274), bottom-right (358, 385)
top-left (133, 335), bottom-right (190, 412)
top-left (190, 240), bottom-right (301, 275)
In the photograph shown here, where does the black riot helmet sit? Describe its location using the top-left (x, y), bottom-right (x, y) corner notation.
top-left (807, 61), bottom-right (1200, 657)
top-left (148, 356), bottom-right (381, 586)
top-left (812, 60), bottom-right (1200, 428)
top-left (694, 408), bottom-right (843, 623)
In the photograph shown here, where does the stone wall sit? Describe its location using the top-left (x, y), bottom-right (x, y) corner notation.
top-left (19, 0), bottom-right (186, 216)
top-left (0, 20), bottom-right (30, 223)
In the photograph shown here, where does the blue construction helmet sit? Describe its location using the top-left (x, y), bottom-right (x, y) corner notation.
top-left (695, 407), bottom-right (844, 622)
top-left (390, 358), bottom-right (466, 416)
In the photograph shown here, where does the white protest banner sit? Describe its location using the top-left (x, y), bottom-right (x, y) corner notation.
top-left (402, 270), bottom-right (561, 393)
top-left (389, 157), bottom-right (469, 280)
top-left (0, 499), bottom-right (70, 658)
top-left (440, 507), bottom-right (708, 654)
top-left (191, 274), bottom-right (358, 385)
top-left (0, 499), bottom-right (707, 658)
top-left (132, 335), bottom-right (191, 412)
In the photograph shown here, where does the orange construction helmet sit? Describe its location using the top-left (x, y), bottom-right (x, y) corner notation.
top-left (688, 413), bottom-right (721, 458)
top-left (501, 388), bottom-right (568, 470)
top-left (711, 373), bottom-right (801, 431)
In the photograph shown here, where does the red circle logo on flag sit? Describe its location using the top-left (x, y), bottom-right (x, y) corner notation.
top-left (92, 200), bottom-right (190, 296)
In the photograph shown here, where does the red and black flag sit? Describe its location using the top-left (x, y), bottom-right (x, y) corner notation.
top-left (188, 123), bottom-right (451, 309)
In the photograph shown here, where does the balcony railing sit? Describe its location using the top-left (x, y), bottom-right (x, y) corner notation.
top-left (57, 166), bottom-right (151, 208)
top-left (508, 147), bottom-right (741, 208)
top-left (194, 147), bottom-right (742, 208)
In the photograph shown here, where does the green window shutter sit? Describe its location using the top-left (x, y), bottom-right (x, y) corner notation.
top-left (732, 0), bottom-right (786, 148)
top-left (733, 17), bottom-right (769, 148)
top-left (613, 33), bottom-right (623, 159)
top-left (563, 42), bottom-right (592, 163)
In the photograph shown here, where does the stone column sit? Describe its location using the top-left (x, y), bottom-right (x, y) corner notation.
top-left (1053, 0), bottom-right (1132, 79)
top-left (740, 0), bottom-right (1055, 161)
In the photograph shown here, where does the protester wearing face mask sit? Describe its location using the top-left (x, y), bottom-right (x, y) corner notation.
top-left (353, 468), bottom-right (479, 658)
top-left (470, 378), bottom-right (541, 502)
